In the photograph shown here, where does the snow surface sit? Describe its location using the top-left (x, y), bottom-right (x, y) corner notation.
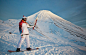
top-left (0, 10), bottom-right (86, 55)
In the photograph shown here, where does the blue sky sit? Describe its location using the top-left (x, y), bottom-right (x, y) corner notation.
top-left (0, 0), bottom-right (86, 28)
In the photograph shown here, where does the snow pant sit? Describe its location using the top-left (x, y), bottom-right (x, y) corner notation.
top-left (17, 35), bottom-right (30, 48)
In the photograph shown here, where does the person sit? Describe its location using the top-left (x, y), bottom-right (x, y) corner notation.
top-left (16, 16), bottom-right (34, 52)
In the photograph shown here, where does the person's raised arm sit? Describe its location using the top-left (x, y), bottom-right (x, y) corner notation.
top-left (27, 23), bottom-right (34, 28)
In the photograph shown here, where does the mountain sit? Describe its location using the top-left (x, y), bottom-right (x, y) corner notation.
top-left (0, 10), bottom-right (86, 55)
top-left (27, 10), bottom-right (86, 40)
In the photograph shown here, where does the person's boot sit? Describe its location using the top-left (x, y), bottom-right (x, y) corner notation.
top-left (16, 48), bottom-right (20, 52)
top-left (26, 47), bottom-right (31, 51)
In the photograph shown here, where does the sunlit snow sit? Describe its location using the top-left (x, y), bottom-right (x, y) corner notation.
top-left (0, 10), bottom-right (86, 55)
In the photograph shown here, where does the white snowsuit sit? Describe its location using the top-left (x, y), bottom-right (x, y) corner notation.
top-left (17, 23), bottom-right (34, 48)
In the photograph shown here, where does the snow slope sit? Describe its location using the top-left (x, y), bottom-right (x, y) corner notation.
top-left (0, 10), bottom-right (86, 55)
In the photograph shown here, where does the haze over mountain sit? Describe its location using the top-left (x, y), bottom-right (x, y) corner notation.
top-left (0, 10), bottom-right (86, 55)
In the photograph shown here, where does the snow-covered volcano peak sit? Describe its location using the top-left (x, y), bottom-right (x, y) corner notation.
top-left (38, 10), bottom-right (51, 13)
top-left (27, 10), bottom-right (63, 22)
top-left (27, 10), bottom-right (86, 40)
top-left (27, 10), bottom-right (52, 22)
top-left (37, 10), bottom-right (61, 19)
top-left (36, 10), bottom-right (53, 20)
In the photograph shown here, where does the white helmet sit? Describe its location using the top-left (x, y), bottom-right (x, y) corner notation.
top-left (22, 15), bottom-right (27, 20)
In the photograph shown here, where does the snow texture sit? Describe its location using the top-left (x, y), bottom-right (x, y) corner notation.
top-left (0, 10), bottom-right (86, 55)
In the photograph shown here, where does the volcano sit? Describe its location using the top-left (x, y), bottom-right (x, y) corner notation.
top-left (27, 10), bottom-right (86, 40)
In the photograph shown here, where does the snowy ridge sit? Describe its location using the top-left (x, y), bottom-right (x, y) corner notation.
top-left (0, 10), bottom-right (86, 55)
